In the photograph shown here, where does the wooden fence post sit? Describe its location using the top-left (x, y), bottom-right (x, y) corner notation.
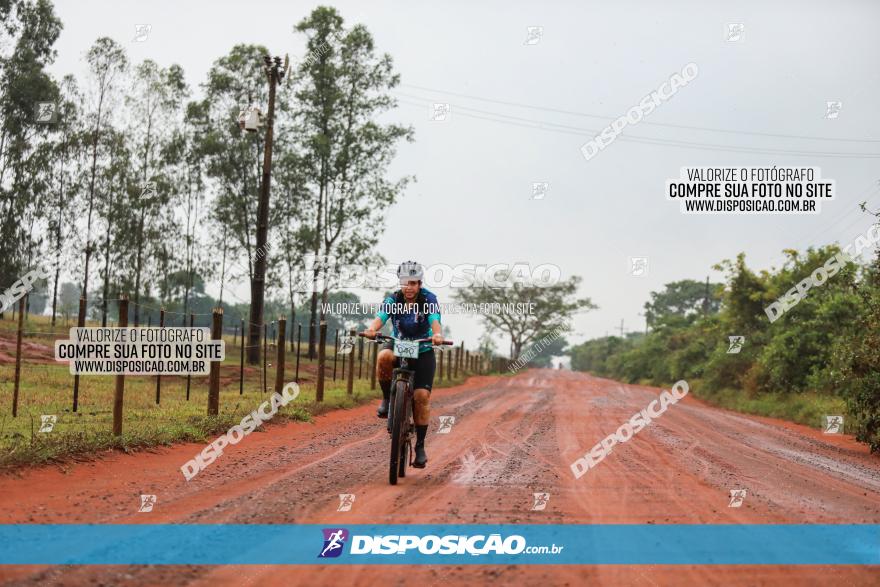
top-left (156, 308), bottom-right (165, 404)
top-left (340, 330), bottom-right (346, 380)
top-left (295, 323), bottom-right (302, 383)
top-left (438, 347), bottom-right (444, 383)
top-left (275, 316), bottom-right (286, 395)
top-left (186, 313), bottom-right (194, 400)
top-left (333, 329), bottom-right (339, 381)
top-left (11, 296), bottom-right (25, 417)
top-left (207, 307), bottom-right (223, 415)
top-left (357, 335), bottom-right (364, 379)
top-left (370, 340), bottom-right (377, 390)
top-left (447, 344), bottom-right (452, 380)
top-left (262, 322), bottom-right (268, 394)
top-left (239, 318), bottom-right (245, 395)
top-left (112, 295), bottom-right (128, 436)
top-left (346, 329), bottom-right (356, 395)
top-left (72, 296), bottom-right (86, 412)
top-left (316, 321), bottom-right (327, 402)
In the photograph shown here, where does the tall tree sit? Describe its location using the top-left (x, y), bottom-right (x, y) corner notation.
top-left (293, 6), bottom-right (413, 356)
top-left (80, 37), bottom-right (127, 308)
top-left (46, 75), bottom-right (85, 326)
top-left (643, 279), bottom-right (722, 327)
top-left (123, 59), bottom-right (187, 325)
top-left (454, 273), bottom-right (595, 358)
top-left (0, 0), bottom-right (61, 298)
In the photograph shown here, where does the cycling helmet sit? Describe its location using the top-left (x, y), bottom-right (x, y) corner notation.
top-left (397, 260), bottom-right (424, 282)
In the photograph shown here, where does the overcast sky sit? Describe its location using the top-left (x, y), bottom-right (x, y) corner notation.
top-left (47, 0), bottom-right (880, 351)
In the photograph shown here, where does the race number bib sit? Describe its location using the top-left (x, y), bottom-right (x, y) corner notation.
top-left (394, 339), bottom-right (419, 359)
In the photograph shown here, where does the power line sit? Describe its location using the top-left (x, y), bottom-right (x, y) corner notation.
top-left (395, 98), bottom-right (880, 159)
top-left (399, 84), bottom-right (880, 144)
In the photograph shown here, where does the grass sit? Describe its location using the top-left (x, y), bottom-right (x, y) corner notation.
top-left (0, 313), bottom-right (476, 471)
top-left (682, 378), bottom-right (847, 429)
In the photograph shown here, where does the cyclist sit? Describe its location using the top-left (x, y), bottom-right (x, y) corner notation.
top-left (362, 260), bottom-right (444, 468)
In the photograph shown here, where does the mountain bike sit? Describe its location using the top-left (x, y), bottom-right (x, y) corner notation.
top-left (359, 332), bottom-right (453, 485)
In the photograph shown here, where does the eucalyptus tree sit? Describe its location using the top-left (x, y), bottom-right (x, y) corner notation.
top-left (292, 6), bottom-right (414, 356)
top-left (170, 100), bottom-right (209, 322)
top-left (45, 75), bottom-right (86, 325)
top-left (268, 142), bottom-right (313, 335)
top-left (0, 0), bottom-right (61, 298)
top-left (80, 36), bottom-right (127, 322)
top-left (122, 60), bottom-right (188, 324)
top-left (97, 127), bottom-right (132, 325)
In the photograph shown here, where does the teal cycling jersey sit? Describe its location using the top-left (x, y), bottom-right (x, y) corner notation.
top-left (376, 288), bottom-right (441, 354)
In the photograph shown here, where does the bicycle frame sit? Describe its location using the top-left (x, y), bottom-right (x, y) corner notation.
top-left (360, 332), bottom-right (452, 484)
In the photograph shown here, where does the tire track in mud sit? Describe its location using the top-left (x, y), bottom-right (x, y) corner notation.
top-left (2, 370), bottom-right (879, 587)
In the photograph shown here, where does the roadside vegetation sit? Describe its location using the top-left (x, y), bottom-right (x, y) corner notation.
top-left (570, 239), bottom-right (880, 451)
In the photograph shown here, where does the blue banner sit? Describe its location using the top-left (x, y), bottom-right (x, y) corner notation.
top-left (0, 524), bottom-right (877, 565)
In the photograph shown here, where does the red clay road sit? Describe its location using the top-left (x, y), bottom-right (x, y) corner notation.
top-left (1, 369), bottom-right (878, 586)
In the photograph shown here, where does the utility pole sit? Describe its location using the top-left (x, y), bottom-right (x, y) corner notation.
top-left (618, 319), bottom-right (625, 338)
top-left (247, 54), bottom-right (288, 365)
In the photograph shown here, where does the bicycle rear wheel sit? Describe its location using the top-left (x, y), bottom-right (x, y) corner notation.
top-left (389, 379), bottom-right (408, 485)
top-left (398, 394), bottom-right (412, 478)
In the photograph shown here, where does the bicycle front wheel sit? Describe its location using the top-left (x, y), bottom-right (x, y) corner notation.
top-left (389, 379), bottom-right (409, 485)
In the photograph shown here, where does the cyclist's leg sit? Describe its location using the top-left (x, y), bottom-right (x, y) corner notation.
top-left (376, 341), bottom-right (396, 417)
top-left (411, 349), bottom-right (436, 466)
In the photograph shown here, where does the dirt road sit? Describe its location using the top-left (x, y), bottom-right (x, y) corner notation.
top-left (1, 370), bottom-right (878, 586)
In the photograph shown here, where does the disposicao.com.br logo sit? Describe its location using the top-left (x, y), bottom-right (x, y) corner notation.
top-left (318, 529), bottom-right (563, 558)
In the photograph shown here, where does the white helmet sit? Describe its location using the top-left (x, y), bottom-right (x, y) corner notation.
top-left (397, 260), bottom-right (424, 282)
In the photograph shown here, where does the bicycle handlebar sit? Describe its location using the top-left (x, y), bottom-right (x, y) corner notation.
top-left (358, 332), bottom-right (454, 345)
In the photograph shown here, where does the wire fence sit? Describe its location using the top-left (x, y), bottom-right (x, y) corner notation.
top-left (1, 293), bottom-right (499, 436)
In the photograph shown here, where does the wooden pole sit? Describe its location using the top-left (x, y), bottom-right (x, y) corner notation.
top-left (340, 330), bottom-right (346, 380)
top-left (370, 340), bottom-right (377, 390)
top-left (346, 328), bottom-right (355, 395)
top-left (438, 347), bottom-right (444, 383)
top-left (156, 308), bottom-right (165, 404)
top-left (239, 318), bottom-right (245, 395)
top-left (72, 296), bottom-right (86, 412)
top-left (112, 295), bottom-right (128, 436)
top-left (186, 313), bottom-right (194, 400)
top-left (316, 321), bottom-right (327, 402)
top-left (11, 296), bottom-right (25, 417)
top-left (357, 335), bottom-right (364, 379)
top-left (207, 307), bottom-right (223, 415)
top-left (333, 329), bottom-right (339, 381)
top-left (447, 344), bottom-right (452, 380)
top-left (262, 321), bottom-right (268, 394)
top-left (275, 316), bottom-right (286, 395)
top-left (295, 323), bottom-right (302, 383)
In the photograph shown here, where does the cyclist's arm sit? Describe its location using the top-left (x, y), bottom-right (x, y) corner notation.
top-left (364, 297), bottom-right (393, 336)
top-left (366, 316), bottom-right (384, 333)
top-left (429, 309), bottom-right (443, 342)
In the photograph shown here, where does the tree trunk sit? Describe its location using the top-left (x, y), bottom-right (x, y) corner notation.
top-left (100, 138), bottom-right (118, 327)
top-left (51, 138), bottom-right (66, 327)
